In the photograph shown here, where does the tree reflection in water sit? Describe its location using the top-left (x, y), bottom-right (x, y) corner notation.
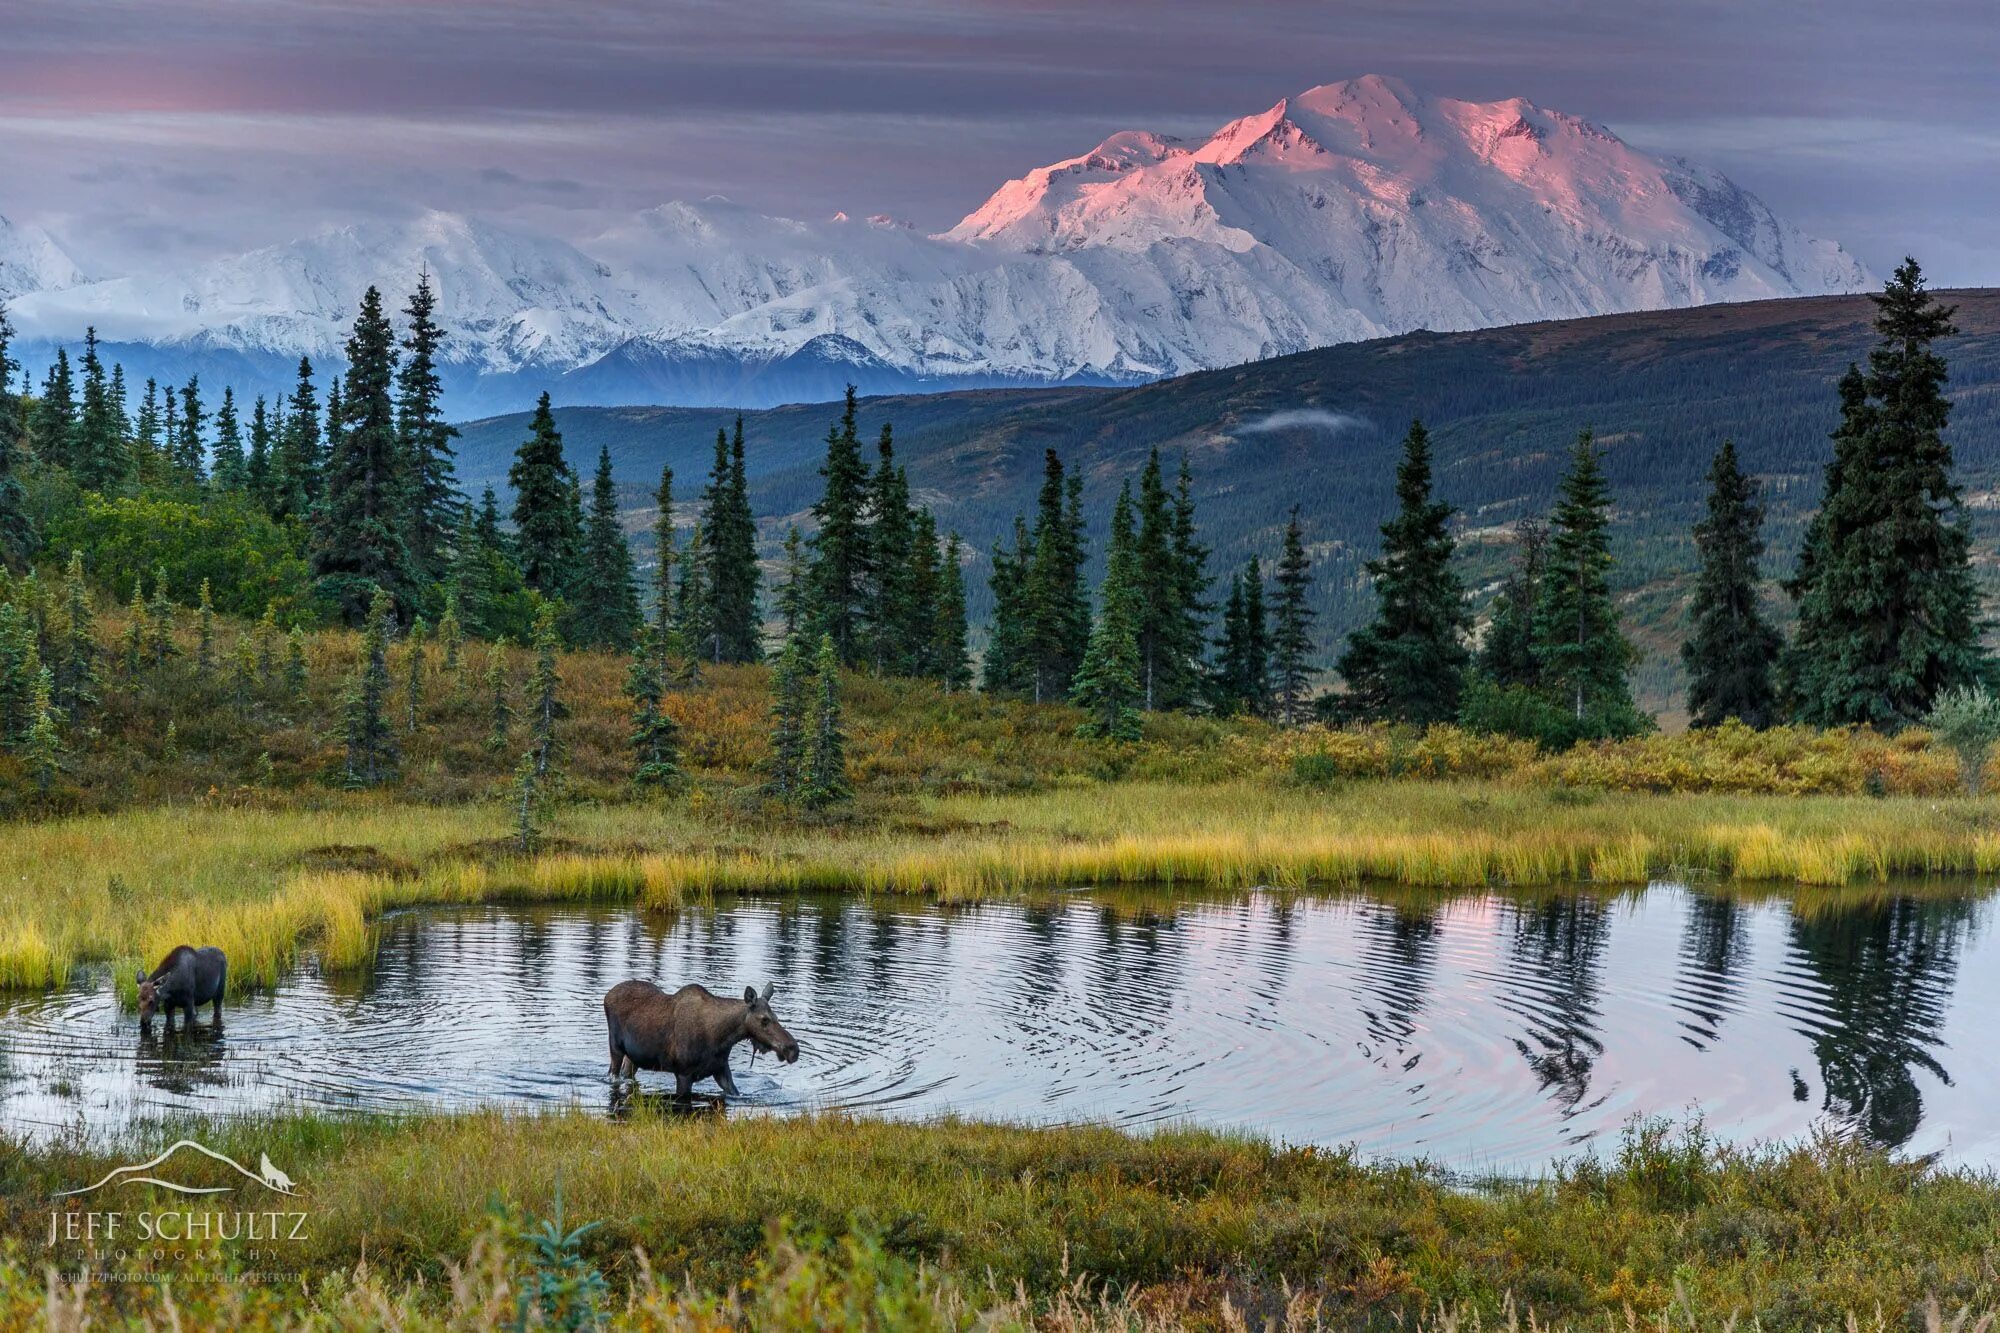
top-left (1503, 895), bottom-right (1612, 1114)
top-left (1785, 897), bottom-right (1972, 1149)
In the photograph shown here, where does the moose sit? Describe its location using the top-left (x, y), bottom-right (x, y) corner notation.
top-left (136, 945), bottom-right (228, 1030)
top-left (603, 979), bottom-right (800, 1098)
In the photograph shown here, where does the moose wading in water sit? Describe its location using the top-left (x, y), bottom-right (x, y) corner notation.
top-left (604, 979), bottom-right (800, 1098)
top-left (136, 945), bottom-right (228, 1030)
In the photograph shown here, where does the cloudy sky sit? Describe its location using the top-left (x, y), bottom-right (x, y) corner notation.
top-left (5, 0), bottom-right (1997, 282)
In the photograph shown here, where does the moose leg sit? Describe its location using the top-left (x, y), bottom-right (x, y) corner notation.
top-left (212, 994), bottom-right (223, 1022)
top-left (674, 1072), bottom-right (694, 1100)
top-left (608, 1037), bottom-right (622, 1078)
top-left (715, 1068), bottom-right (741, 1097)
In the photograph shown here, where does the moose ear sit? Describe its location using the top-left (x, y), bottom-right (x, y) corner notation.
top-left (744, 986), bottom-right (758, 1005)
top-left (135, 969), bottom-right (146, 986)
top-left (761, 981), bottom-right (775, 1001)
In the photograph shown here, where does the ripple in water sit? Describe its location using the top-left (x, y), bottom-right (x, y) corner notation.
top-left (2, 883), bottom-right (1995, 1173)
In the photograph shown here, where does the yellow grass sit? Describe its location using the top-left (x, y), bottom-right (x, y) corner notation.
top-left (5, 779), bottom-right (1999, 991)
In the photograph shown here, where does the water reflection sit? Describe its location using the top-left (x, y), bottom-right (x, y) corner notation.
top-left (0, 883), bottom-right (1992, 1171)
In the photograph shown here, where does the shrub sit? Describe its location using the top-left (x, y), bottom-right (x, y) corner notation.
top-left (47, 492), bottom-right (313, 623)
top-left (1924, 686), bottom-right (2000, 794)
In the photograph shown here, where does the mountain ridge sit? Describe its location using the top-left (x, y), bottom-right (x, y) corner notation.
top-left (2, 76), bottom-right (1868, 415)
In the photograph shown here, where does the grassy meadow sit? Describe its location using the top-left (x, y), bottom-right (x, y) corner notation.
top-left (10, 1108), bottom-right (2000, 1329)
top-left (7, 609), bottom-right (2000, 1327)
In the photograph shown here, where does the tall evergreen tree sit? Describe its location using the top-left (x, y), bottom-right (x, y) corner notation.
top-left (775, 524), bottom-right (810, 643)
top-left (1533, 430), bottom-right (1639, 727)
top-left (808, 386), bottom-right (872, 664)
top-left (32, 348), bottom-right (74, 471)
top-left (1166, 455), bottom-right (1211, 709)
top-left (53, 551), bottom-right (98, 720)
top-left (983, 517), bottom-right (1031, 695)
top-left (209, 386), bottom-right (246, 491)
top-left (398, 272), bottom-right (461, 585)
top-left (1479, 520), bottom-right (1547, 688)
top-left (1212, 564), bottom-right (1271, 716)
top-left (74, 329), bottom-right (126, 491)
top-left (932, 532), bottom-right (972, 692)
top-left (570, 446), bottom-right (642, 650)
top-left (764, 633), bottom-right (808, 801)
top-left (650, 463), bottom-right (678, 657)
top-left (133, 378), bottom-right (163, 478)
top-left (1337, 419), bottom-right (1470, 724)
top-left (526, 601), bottom-right (564, 778)
top-left (1131, 448), bottom-right (1202, 710)
top-left (341, 584), bottom-right (399, 787)
top-left (864, 423), bottom-right (918, 673)
top-left (246, 396), bottom-right (274, 510)
top-left (173, 377), bottom-right (206, 483)
top-left (1269, 510), bottom-right (1318, 726)
top-left (1683, 440), bottom-right (1781, 728)
top-left (273, 357), bottom-right (323, 524)
top-left (626, 625), bottom-right (683, 789)
top-left (675, 519), bottom-right (711, 672)
top-left (1021, 450), bottom-right (1090, 703)
top-left (1786, 259), bottom-right (1987, 728)
top-left (800, 632), bottom-right (851, 808)
top-left (1071, 484), bottom-right (1145, 740)
top-left (508, 393), bottom-right (580, 602)
top-left (0, 310), bottom-right (33, 572)
top-left (313, 287), bottom-right (415, 623)
top-left (699, 420), bottom-right (761, 662)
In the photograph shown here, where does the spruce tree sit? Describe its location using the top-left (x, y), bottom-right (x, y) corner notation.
top-left (285, 626), bottom-right (310, 704)
top-left (699, 418), bottom-right (761, 663)
top-left (650, 463), bottom-right (679, 657)
top-left (1132, 449), bottom-right (1191, 710)
top-left (983, 517), bottom-right (1031, 696)
top-left (342, 585), bottom-right (398, 787)
top-left (160, 381), bottom-right (180, 486)
top-left (570, 447), bottom-right (642, 650)
top-left (1479, 520), bottom-right (1548, 688)
top-left (675, 519), bottom-right (712, 674)
top-left (0, 310), bottom-right (33, 571)
top-left (273, 358), bottom-right (322, 524)
top-left (508, 393), bottom-right (580, 602)
top-left (21, 666), bottom-right (62, 791)
top-left (146, 571), bottom-right (175, 669)
top-left (800, 633), bottom-right (851, 809)
top-left (1533, 431), bottom-right (1641, 730)
top-left (133, 378), bottom-right (163, 481)
top-left (1165, 455), bottom-right (1211, 711)
top-left (932, 532), bottom-right (972, 692)
top-left (764, 633), bottom-right (808, 801)
top-left (32, 348), bottom-right (74, 471)
top-left (775, 524), bottom-right (809, 643)
top-left (1021, 451), bottom-right (1089, 702)
top-left (173, 377), bottom-right (206, 483)
top-left (485, 642), bottom-right (513, 752)
top-left (1683, 440), bottom-right (1781, 728)
top-left (1269, 510), bottom-right (1318, 726)
top-left (0, 603), bottom-right (38, 745)
top-left (398, 272), bottom-right (461, 585)
top-left (246, 396), bottom-right (274, 511)
top-left (1071, 484), bottom-right (1145, 741)
top-left (74, 329), bottom-right (127, 491)
top-left (808, 387), bottom-right (872, 664)
top-left (54, 552), bottom-right (98, 720)
top-left (256, 605), bottom-right (279, 682)
top-left (526, 602), bottom-right (564, 778)
top-left (1337, 420), bottom-right (1470, 724)
top-left (194, 579), bottom-right (217, 683)
top-left (437, 596), bottom-right (464, 681)
top-left (209, 387), bottom-right (246, 491)
top-left (625, 625), bottom-right (684, 789)
top-left (865, 423), bottom-right (916, 673)
top-left (314, 287), bottom-right (416, 623)
top-left (121, 581), bottom-right (145, 677)
top-left (404, 616), bottom-right (427, 733)
top-left (1787, 259), bottom-right (1987, 728)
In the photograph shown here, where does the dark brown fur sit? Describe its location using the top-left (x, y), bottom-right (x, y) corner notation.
top-left (137, 945), bottom-right (227, 1028)
top-left (604, 979), bottom-right (799, 1098)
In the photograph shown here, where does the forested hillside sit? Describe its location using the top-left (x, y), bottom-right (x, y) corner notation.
top-left (455, 290), bottom-right (2000, 712)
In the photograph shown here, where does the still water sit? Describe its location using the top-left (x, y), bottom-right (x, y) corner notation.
top-left (1, 883), bottom-right (1994, 1173)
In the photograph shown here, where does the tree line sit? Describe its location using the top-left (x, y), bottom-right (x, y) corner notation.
top-left (1330, 259), bottom-right (1988, 741)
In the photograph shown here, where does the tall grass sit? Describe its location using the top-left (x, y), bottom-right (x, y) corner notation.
top-left (7, 1109), bottom-right (2000, 1329)
top-left (4, 781), bottom-right (1999, 991)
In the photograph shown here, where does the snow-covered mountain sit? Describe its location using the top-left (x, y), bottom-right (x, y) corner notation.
top-left (2, 76), bottom-right (1871, 413)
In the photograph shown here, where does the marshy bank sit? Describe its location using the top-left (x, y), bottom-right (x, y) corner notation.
top-left (5, 779), bottom-right (2000, 990)
top-left (8, 1109), bottom-right (2000, 1330)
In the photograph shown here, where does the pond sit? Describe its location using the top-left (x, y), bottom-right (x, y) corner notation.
top-left (2, 882), bottom-right (1994, 1174)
